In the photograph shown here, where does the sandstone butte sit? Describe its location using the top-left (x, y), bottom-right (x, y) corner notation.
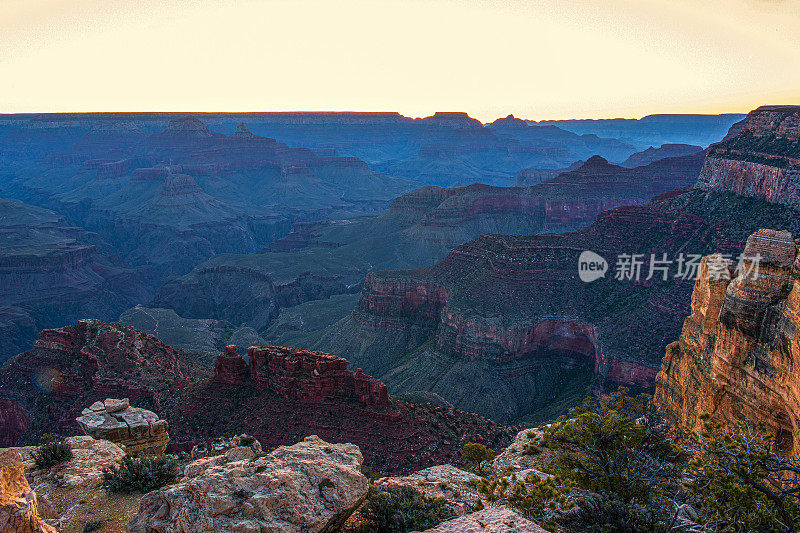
top-left (214, 344), bottom-right (390, 406)
top-left (655, 228), bottom-right (800, 453)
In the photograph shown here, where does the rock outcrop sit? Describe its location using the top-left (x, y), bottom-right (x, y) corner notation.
top-left (655, 228), bottom-right (800, 453)
top-left (213, 345), bottom-right (250, 385)
top-left (252, 346), bottom-right (390, 406)
top-left (0, 320), bottom-right (200, 445)
top-left (0, 449), bottom-right (55, 533)
top-left (126, 435), bottom-right (368, 533)
top-left (377, 464), bottom-right (483, 515)
top-left (8, 436), bottom-right (140, 531)
top-left (414, 507), bottom-right (546, 533)
top-left (76, 398), bottom-right (169, 455)
top-left (1, 321), bottom-right (515, 474)
top-left (696, 106), bottom-right (800, 208)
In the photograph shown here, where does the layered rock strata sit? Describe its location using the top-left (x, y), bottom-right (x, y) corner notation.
top-left (696, 106), bottom-right (800, 208)
top-left (214, 344), bottom-right (390, 407)
top-left (76, 398), bottom-right (169, 455)
top-left (655, 228), bottom-right (800, 454)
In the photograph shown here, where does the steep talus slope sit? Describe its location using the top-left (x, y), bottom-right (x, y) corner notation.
top-left (0, 197), bottom-right (150, 362)
top-left (0, 322), bottom-right (514, 474)
top-left (655, 229), bottom-right (800, 454)
top-left (695, 105), bottom-right (800, 207)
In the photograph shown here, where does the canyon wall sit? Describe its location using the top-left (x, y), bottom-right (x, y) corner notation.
top-left (655, 228), bottom-right (800, 453)
top-left (696, 105), bottom-right (800, 208)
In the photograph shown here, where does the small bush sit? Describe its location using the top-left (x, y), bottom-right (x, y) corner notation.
top-left (354, 485), bottom-right (454, 533)
top-left (102, 455), bottom-right (176, 494)
top-left (83, 520), bottom-right (103, 532)
top-left (462, 442), bottom-right (496, 464)
top-left (33, 435), bottom-right (72, 470)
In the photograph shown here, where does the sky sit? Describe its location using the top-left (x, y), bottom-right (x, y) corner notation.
top-left (1, 0), bottom-right (798, 122)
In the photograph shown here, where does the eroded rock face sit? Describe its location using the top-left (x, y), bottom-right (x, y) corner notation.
top-left (696, 106), bottom-right (800, 208)
top-left (0, 449), bottom-right (55, 533)
top-left (213, 345), bottom-right (250, 385)
top-left (655, 228), bottom-right (800, 453)
top-left (213, 345), bottom-right (391, 407)
top-left (0, 320), bottom-right (199, 447)
top-left (76, 398), bottom-right (169, 455)
top-left (126, 435), bottom-right (368, 533)
top-left (414, 506), bottom-right (546, 533)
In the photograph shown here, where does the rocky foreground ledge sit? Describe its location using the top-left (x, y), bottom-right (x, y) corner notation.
top-left (1, 430), bottom-right (546, 533)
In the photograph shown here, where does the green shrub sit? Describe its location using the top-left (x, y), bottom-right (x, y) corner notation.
top-left (354, 485), bottom-right (454, 533)
top-left (462, 442), bottom-right (496, 463)
top-left (102, 455), bottom-right (177, 494)
top-left (559, 493), bottom-right (669, 533)
top-left (82, 520), bottom-right (103, 532)
top-left (33, 435), bottom-right (72, 470)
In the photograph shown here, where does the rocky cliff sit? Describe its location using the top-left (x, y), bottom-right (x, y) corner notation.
top-left (0, 322), bottom-right (514, 473)
top-left (695, 106), bottom-right (800, 208)
top-left (655, 228), bottom-right (800, 453)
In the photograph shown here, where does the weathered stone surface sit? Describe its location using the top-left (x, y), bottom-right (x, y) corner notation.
top-left (0, 449), bottom-right (55, 533)
top-left (11, 436), bottom-right (141, 532)
top-left (491, 428), bottom-right (551, 478)
top-left (377, 464), bottom-right (483, 515)
top-left (655, 228), bottom-right (800, 454)
top-left (413, 506), bottom-right (546, 532)
top-left (126, 435), bottom-right (368, 533)
top-left (76, 398), bottom-right (169, 456)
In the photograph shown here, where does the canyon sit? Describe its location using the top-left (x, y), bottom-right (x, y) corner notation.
top-left (155, 150), bottom-right (705, 341)
top-left (293, 108), bottom-right (800, 424)
top-left (0, 111), bottom-right (735, 360)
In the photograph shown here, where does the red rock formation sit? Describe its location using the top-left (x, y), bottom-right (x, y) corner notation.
top-left (696, 106), bottom-right (800, 208)
top-left (243, 345), bottom-right (389, 407)
top-left (0, 320), bottom-right (199, 444)
top-left (1, 322), bottom-right (514, 473)
top-left (655, 229), bottom-right (800, 453)
top-left (0, 400), bottom-right (28, 447)
top-left (213, 345), bottom-right (250, 385)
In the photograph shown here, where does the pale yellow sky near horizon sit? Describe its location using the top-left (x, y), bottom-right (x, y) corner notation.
top-left (0, 0), bottom-right (798, 122)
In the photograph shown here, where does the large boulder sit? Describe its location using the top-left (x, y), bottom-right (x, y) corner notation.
top-left (414, 506), bottom-right (546, 532)
top-left (76, 398), bottom-right (169, 456)
top-left (126, 435), bottom-right (368, 533)
top-left (0, 449), bottom-right (55, 533)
